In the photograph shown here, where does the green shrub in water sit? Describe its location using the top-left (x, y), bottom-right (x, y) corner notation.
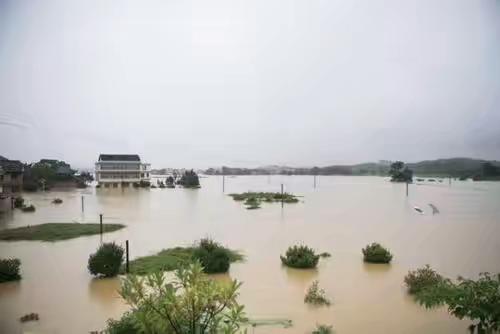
top-left (312, 324), bottom-right (334, 334)
top-left (362, 242), bottom-right (393, 264)
top-left (105, 311), bottom-right (139, 334)
top-left (404, 265), bottom-right (445, 294)
top-left (88, 242), bottom-right (124, 277)
top-left (280, 245), bottom-right (319, 269)
top-left (14, 197), bottom-right (24, 208)
top-left (193, 238), bottom-right (231, 273)
top-left (304, 280), bottom-right (331, 306)
top-left (0, 258), bottom-right (21, 283)
top-left (21, 204), bottom-right (36, 212)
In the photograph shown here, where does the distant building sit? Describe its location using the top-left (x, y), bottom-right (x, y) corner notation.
top-left (0, 157), bottom-right (24, 212)
top-left (95, 154), bottom-right (150, 187)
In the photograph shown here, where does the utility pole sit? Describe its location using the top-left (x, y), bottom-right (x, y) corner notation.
top-left (406, 182), bottom-right (409, 197)
top-left (222, 175), bottom-right (225, 193)
top-left (81, 196), bottom-right (84, 213)
top-left (126, 240), bottom-right (130, 273)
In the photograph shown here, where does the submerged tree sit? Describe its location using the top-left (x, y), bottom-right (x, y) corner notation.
top-left (178, 170), bottom-right (200, 188)
top-left (119, 261), bottom-right (247, 334)
top-left (389, 161), bottom-right (413, 183)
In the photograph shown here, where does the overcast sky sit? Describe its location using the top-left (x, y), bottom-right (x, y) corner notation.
top-left (1, 0), bottom-right (499, 169)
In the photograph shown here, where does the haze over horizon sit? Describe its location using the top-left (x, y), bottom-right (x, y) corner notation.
top-left (1, 0), bottom-right (499, 169)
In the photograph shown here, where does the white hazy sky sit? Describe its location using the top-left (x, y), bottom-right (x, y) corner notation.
top-left (1, 0), bottom-right (499, 169)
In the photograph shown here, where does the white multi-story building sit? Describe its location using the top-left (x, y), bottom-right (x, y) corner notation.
top-left (95, 154), bottom-right (150, 187)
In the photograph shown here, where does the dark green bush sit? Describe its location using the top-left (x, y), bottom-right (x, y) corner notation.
top-left (0, 258), bottom-right (21, 282)
top-left (106, 312), bottom-right (139, 334)
top-left (88, 242), bottom-right (124, 277)
top-left (362, 243), bottom-right (393, 263)
top-left (21, 205), bottom-right (36, 212)
top-left (52, 198), bottom-right (63, 204)
top-left (280, 245), bottom-right (320, 269)
top-left (193, 238), bottom-right (231, 273)
top-left (14, 197), bottom-right (24, 208)
top-left (404, 265), bottom-right (445, 294)
top-left (304, 280), bottom-right (331, 305)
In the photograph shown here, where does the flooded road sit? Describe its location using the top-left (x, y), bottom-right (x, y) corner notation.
top-left (1, 176), bottom-right (500, 334)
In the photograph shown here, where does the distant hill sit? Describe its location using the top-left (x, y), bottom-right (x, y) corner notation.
top-left (204, 158), bottom-right (500, 177)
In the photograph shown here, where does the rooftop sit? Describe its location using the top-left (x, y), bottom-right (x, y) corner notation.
top-left (98, 154), bottom-right (141, 162)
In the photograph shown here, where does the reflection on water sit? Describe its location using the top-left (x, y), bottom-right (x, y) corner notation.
top-left (1, 176), bottom-right (500, 333)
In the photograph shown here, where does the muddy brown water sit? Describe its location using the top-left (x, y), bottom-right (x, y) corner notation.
top-left (1, 176), bottom-right (499, 334)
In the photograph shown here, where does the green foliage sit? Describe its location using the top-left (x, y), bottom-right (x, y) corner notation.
top-left (88, 242), bottom-right (124, 277)
top-left (304, 280), bottom-right (331, 306)
top-left (105, 312), bottom-right (139, 334)
top-left (14, 197), bottom-right (24, 208)
top-left (193, 238), bottom-right (231, 274)
top-left (166, 176), bottom-right (175, 186)
top-left (0, 258), bottom-right (21, 283)
top-left (21, 204), bottom-right (36, 212)
top-left (126, 241), bottom-right (243, 275)
top-left (280, 245), bottom-right (320, 269)
top-left (415, 272), bottom-right (500, 333)
top-left (389, 161), bottom-right (413, 183)
top-left (312, 324), bottom-right (334, 334)
top-left (52, 198), bottom-right (63, 204)
top-left (178, 170), bottom-right (200, 188)
top-left (404, 265), bottom-right (445, 294)
top-left (119, 261), bottom-right (247, 334)
top-left (362, 243), bottom-right (393, 264)
top-left (0, 223), bottom-right (125, 241)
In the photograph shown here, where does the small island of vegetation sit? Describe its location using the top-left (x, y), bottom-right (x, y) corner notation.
top-left (280, 245), bottom-right (320, 269)
top-left (362, 242), bottom-right (393, 264)
top-left (229, 192), bottom-right (299, 210)
top-left (0, 223), bottom-right (125, 241)
top-left (125, 238), bottom-right (243, 275)
top-left (0, 258), bottom-right (21, 283)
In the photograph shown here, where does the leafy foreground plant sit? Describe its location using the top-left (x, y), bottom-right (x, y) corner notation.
top-left (0, 258), bottom-right (21, 283)
top-left (404, 265), bottom-right (445, 294)
top-left (117, 261), bottom-right (248, 334)
top-left (312, 324), bottom-right (334, 334)
top-left (281, 245), bottom-right (320, 269)
top-left (88, 242), bottom-right (124, 278)
top-left (415, 272), bottom-right (500, 333)
top-left (304, 280), bottom-right (331, 306)
top-left (362, 242), bottom-right (393, 264)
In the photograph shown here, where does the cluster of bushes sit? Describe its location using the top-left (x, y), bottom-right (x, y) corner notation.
top-left (362, 243), bottom-right (393, 263)
top-left (312, 324), bottom-right (334, 334)
top-left (0, 258), bottom-right (21, 283)
top-left (177, 170), bottom-right (200, 188)
top-left (133, 180), bottom-right (151, 188)
top-left (21, 205), bottom-right (36, 212)
top-left (404, 265), bottom-right (445, 294)
top-left (52, 198), bottom-right (63, 204)
top-left (88, 242), bottom-right (124, 277)
top-left (229, 192), bottom-right (299, 210)
top-left (281, 245), bottom-right (320, 269)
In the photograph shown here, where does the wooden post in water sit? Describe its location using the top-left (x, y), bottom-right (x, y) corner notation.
top-left (11, 196), bottom-right (14, 209)
top-left (314, 175), bottom-right (317, 188)
top-left (126, 240), bottom-right (130, 273)
top-left (281, 183), bottom-right (284, 206)
top-left (99, 214), bottom-right (103, 236)
top-left (81, 196), bottom-right (84, 213)
top-left (406, 182), bottom-right (409, 197)
top-left (222, 175), bottom-right (225, 193)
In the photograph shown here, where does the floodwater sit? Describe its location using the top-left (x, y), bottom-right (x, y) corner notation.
top-left (1, 176), bottom-right (500, 334)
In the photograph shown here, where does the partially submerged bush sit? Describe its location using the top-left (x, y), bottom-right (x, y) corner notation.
top-left (362, 242), bottom-right (393, 263)
top-left (52, 198), bottom-right (63, 204)
top-left (404, 265), bottom-right (445, 294)
top-left (304, 280), bottom-right (331, 306)
top-left (21, 205), bottom-right (36, 212)
top-left (88, 242), bottom-right (124, 277)
top-left (312, 324), bottom-right (334, 334)
top-left (193, 238), bottom-right (231, 273)
top-left (281, 245), bottom-right (320, 269)
top-left (319, 252), bottom-right (331, 258)
top-left (0, 258), bottom-right (21, 283)
top-left (105, 311), bottom-right (138, 334)
top-left (14, 197), bottom-right (24, 208)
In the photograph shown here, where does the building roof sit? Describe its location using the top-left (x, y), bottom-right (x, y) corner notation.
top-left (0, 160), bottom-right (23, 173)
top-left (98, 154), bottom-right (141, 162)
top-left (0, 155), bottom-right (8, 161)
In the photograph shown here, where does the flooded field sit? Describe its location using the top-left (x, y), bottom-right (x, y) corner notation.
top-left (1, 176), bottom-right (500, 334)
